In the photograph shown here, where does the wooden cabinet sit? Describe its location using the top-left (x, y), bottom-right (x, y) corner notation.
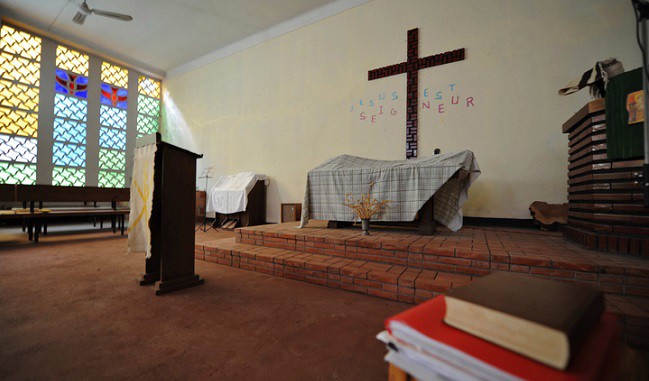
top-left (281, 203), bottom-right (302, 223)
top-left (562, 99), bottom-right (649, 256)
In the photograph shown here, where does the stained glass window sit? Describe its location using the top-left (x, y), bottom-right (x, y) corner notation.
top-left (101, 62), bottom-right (128, 88)
top-left (52, 44), bottom-right (89, 187)
top-left (2, 24), bottom-right (163, 188)
top-left (100, 83), bottom-right (127, 109)
top-left (0, 24), bottom-right (40, 184)
top-left (56, 45), bottom-right (89, 76)
top-left (137, 75), bottom-right (161, 138)
top-left (55, 69), bottom-right (88, 98)
top-left (98, 62), bottom-right (128, 187)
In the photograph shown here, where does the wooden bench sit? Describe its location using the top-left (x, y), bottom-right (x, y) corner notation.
top-left (1, 184), bottom-right (130, 243)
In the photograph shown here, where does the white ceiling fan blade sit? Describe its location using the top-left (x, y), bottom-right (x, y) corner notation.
top-left (91, 9), bottom-right (133, 21)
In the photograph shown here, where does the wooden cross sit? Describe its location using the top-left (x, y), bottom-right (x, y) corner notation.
top-left (368, 28), bottom-right (465, 159)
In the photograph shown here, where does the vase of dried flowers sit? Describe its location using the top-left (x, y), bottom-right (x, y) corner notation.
top-left (344, 182), bottom-right (391, 236)
top-left (361, 218), bottom-right (371, 235)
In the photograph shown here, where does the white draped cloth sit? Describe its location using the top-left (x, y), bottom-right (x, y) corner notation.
top-left (127, 143), bottom-right (156, 258)
top-left (206, 172), bottom-right (268, 214)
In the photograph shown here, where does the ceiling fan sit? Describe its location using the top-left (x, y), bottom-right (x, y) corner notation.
top-left (73, 1), bottom-right (133, 25)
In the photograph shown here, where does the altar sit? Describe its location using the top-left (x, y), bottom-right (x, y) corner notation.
top-left (299, 151), bottom-right (480, 232)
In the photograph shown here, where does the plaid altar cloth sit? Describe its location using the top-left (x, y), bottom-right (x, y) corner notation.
top-left (299, 151), bottom-right (480, 231)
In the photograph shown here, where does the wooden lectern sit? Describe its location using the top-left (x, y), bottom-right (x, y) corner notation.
top-left (138, 133), bottom-right (204, 295)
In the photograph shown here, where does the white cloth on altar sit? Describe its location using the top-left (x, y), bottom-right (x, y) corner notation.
top-left (206, 172), bottom-right (268, 214)
top-left (127, 143), bottom-right (156, 258)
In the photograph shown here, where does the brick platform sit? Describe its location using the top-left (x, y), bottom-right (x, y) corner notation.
top-left (195, 220), bottom-right (649, 348)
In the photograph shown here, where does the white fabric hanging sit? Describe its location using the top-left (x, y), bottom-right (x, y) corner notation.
top-left (206, 172), bottom-right (268, 214)
top-left (127, 143), bottom-right (157, 258)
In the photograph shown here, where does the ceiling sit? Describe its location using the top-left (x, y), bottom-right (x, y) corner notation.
top-left (0, 0), bottom-right (367, 78)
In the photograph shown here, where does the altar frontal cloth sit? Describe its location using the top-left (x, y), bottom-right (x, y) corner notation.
top-left (128, 143), bottom-right (157, 258)
top-left (300, 151), bottom-right (480, 231)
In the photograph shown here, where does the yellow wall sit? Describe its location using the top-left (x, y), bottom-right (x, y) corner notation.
top-left (164, 0), bottom-right (640, 223)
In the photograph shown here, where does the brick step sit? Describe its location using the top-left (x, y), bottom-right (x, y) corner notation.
top-left (233, 222), bottom-right (649, 299)
top-left (196, 237), bottom-right (649, 347)
top-left (196, 237), bottom-right (473, 303)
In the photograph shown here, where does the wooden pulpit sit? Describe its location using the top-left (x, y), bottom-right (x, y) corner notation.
top-left (138, 134), bottom-right (204, 295)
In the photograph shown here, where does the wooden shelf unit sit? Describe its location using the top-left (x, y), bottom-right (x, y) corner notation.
top-left (562, 99), bottom-right (649, 256)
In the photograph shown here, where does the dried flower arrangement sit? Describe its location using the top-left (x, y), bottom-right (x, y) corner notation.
top-left (344, 182), bottom-right (391, 220)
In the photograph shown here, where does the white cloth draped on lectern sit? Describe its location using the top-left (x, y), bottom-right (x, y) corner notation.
top-left (206, 172), bottom-right (268, 214)
top-left (127, 143), bottom-right (156, 258)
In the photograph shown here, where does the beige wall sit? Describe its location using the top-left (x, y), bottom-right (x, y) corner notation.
top-left (164, 0), bottom-right (640, 223)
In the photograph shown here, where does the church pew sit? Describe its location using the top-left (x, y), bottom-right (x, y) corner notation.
top-left (12, 185), bottom-right (130, 243)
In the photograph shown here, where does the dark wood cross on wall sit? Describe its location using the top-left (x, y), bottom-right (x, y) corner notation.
top-left (368, 28), bottom-right (465, 159)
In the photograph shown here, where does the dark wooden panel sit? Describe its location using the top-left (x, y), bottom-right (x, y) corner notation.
top-left (568, 134), bottom-right (607, 156)
top-left (158, 143), bottom-right (199, 282)
top-left (568, 122), bottom-right (606, 148)
top-left (568, 163), bottom-right (612, 178)
top-left (562, 98), bottom-right (605, 133)
top-left (569, 143), bottom-right (607, 163)
top-left (568, 153), bottom-right (608, 171)
top-left (568, 193), bottom-right (637, 202)
top-left (567, 218), bottom-right (613, 232)
top-left (16, 185), bottom-right (129, 203)
top-left (246, 181), bottom-right (266, 226)
top-left (567, 114), bottom-right (606, 141)
top-left (0, 184), bottom-right (16, 202)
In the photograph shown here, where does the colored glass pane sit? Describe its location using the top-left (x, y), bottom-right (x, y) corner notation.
top-left (52, 166), bottom-right (85, 186)
top-left (98, 170), bottom-right (125, 188)
top-left (52, 142), bottom-right (85, 167)
top-left (0, 25), bottom-right (41, 61)
top-left (0, 52), bottom-right (40, 85)
top-left (0, 162), bottom-right (36, 184)
top-left (0, 79), bottom-right (39, 112)
top-left (136, 114), bottom-right (158, 137)
top-left (101, 62), bottom-right (128, 89)
top-left (100, 83), bottom-right (127, 109)
top-left (99, 105), bottom-right (127, 129)
top-left (137, 96), bottom-right (159, 118)
top-left (0, 106), bottom-right (38, 137)
top-left (99, 127), bottom-right (126, 150)
top-left (99, 148), bottom-right (125, 171)
top-left (54, 93), bottom-right (87, 121)
top-left (55, 69), bottom-right (88, 99)
top-left (53, 118), bottom-right (86, 144)
top-left (0, 25), bottom-right (40, 182)
top-left (0, 134), bottom-right (36, 163)
top-left (56, 45), bottom-right (89, 76)
top-left (138, 76), bottom-right (161, 98)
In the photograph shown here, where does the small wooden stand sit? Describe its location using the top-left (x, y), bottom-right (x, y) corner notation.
top-left (138, 134), bottom-right (204, 295)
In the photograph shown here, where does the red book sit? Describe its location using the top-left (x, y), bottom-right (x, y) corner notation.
top-left (385, 295), bottom-right (619, 381)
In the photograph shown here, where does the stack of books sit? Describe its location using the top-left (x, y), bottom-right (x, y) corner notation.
top-left (378, 272), bottom-right (620, 381)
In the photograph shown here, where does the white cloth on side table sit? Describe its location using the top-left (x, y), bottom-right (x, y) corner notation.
top-left (206, 172), bottom-right (268, 214)
top-left (127, 143), bottom-right (156, 258)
